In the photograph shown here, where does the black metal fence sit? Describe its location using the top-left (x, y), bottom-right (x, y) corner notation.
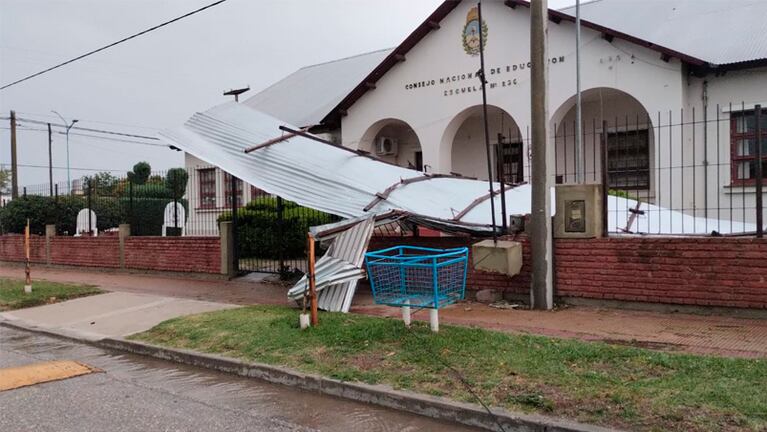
top-left (8, 170), bottom-right (191, 236)
top-left (550, 102), bottom-right (765, 236)
top-left (6, 168), bottom-right (337, 275)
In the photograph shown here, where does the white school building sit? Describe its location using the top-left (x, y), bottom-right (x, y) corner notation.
top-left (186, 0), bottom-right (767, 235)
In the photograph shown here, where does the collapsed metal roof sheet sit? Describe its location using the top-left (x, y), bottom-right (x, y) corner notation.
top-left (159, 102), bottom-right (532, 235)
top-left (288, 215), bottom-right (375, 313)
top-left (160, 101), bottom-right (762, 242)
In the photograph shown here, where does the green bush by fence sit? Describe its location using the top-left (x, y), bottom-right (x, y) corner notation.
top-left (218, 198), bottom-right (335, 259)
top-left (0, 194), bottom-right (187, 236)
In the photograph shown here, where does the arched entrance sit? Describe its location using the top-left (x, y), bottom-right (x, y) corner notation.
top-left (551, 88), bottom-right (654, 198)
top-left (443, 105), bottom-right (524, 182)
top-left (359, 119), bottom-right (423, 170)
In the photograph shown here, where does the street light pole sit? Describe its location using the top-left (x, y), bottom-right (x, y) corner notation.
top-left (52, 110), bottom-right (78, 194)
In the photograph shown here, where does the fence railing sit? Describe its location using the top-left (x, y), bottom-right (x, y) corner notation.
top-left (6, 168), bottom-right (337, 275)
top-left (550, 102), bottom-right (765, 236)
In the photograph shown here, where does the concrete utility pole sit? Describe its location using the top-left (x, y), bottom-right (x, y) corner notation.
top-left (10, 110), bottom-right (18, 199)
top-left (530, 0), bottom-right (554, 310)
top-left (48, 123), bottom-right (53, 197)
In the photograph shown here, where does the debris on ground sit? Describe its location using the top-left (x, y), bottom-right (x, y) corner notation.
top-left (489, 300), bottom-right (522, 310)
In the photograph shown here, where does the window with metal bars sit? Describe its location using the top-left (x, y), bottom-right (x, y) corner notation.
top-left (223, 172), bottom-right (243, 207)
top-left (198, 168), bottom-right (216, 209)
top-left (495, 141), bottom-right (524, 184)
top-left (730, 108), bottom-right (767, 185)
top-left (606, 129), bottom-right (650, 190)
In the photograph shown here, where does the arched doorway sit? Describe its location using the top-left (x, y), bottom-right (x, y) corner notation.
top-left (443, 105), bottom-right (524, 182)
top-left (358, 119), bottom-right (423, 170)
top-left (551, 88), bottom-right (654, 199)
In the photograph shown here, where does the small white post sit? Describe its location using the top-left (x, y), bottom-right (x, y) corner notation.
top-left (299, 313), bottom-right (310, 330)
top-left (429, 308), bottom-right (439, 333)
top-left (401, 299), bottom-right (411, 327)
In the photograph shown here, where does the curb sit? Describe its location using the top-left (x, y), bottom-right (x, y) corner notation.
top-left (1, 320), bottom-right (618, 432)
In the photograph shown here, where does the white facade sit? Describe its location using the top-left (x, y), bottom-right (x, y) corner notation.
top-left (338, 1), bottom-right (767, 226)
top-left (184, 153), bottom-right (263, 236)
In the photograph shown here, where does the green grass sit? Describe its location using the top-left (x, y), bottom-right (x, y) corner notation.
top-left (131, 305), bottom-right (767, 431)
top-left (0, 278), bottom-right (103, 311)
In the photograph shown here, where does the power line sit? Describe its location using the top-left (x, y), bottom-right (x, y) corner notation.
top-left (14, 117), bottom-right (160, 140)
top-left (0, 0), bottom-right (228, 90)
top-left (15, 110), bottom-right (160, 132)
top-left (16, 163), bottom-right (126, 173)
top-left (0, 124), bottom-right (168, 147)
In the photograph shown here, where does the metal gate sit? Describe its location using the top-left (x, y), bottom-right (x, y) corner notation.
top-left (231, 184), bottom-right (337, 277)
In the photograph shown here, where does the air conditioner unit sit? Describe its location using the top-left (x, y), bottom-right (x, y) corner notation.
top-left (376, 137), bottom-right (399, 156)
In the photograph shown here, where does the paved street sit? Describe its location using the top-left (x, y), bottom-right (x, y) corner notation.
top-left (0, 327), bottom-right (479, 432)
top-left (2, 264), bottom-right (767, 358)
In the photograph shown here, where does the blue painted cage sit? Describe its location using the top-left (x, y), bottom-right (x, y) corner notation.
top-left (364, 246), bottom-right (469, 309)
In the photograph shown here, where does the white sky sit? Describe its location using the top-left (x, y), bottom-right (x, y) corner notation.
top-left (0, 0), bottom-right (575, 187)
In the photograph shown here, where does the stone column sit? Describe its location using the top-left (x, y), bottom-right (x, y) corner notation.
top-left (219, 221), bottom-right (235, 278)
top-left (118, 224), bottom-right (131, 269)
top-left (44, 224), bottom-right (56, 265)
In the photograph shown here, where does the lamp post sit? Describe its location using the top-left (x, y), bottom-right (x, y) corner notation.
top-left (51, 110), bottom-right (78, 194)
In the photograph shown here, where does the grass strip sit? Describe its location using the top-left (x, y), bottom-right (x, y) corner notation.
top-left (131, 305), bottom-right (767, 432)
top-left (0, 278), bottom-right (102, 311)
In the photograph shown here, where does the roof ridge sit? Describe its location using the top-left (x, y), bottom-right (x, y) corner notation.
top-left (558, 0), bottom-right (605, 12)
top-left (298, 47), bottom-right (395, 71)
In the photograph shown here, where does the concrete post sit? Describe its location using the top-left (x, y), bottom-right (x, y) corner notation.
top-left (219, 221), bottom-right (235, 278)
top-left (530, 0), bottom-right (554, 310)
top-left (44, 224), bottom-right (55, 265)
top-left (429, 309), bottom-right (439, 333)
top-left (118, 224), bottom-right (131, 269)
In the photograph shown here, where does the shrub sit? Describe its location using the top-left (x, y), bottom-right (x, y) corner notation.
top-left (219, 200), bottom-right (335, 259)
top-left (165, 168), bottom-right (188, 199)
top-left (127, 162), bottom-right (151, 185)
top-left (0, 194), bottom-right (187, 236)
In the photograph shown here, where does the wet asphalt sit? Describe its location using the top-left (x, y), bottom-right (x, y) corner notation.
top-left (0, 327), bottom-right (480, 432)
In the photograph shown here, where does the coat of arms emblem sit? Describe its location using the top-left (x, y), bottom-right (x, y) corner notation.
top-left (462, 6), bottom-right (487, 56)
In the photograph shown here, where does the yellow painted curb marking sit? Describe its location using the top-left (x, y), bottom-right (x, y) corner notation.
top-left (0, 360), bottom-right (100, 392)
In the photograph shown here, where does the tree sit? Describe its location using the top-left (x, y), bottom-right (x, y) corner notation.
top-left (0, 168), bottom-right (11, 194)
top-left (127, 161), bottom-right (151, 185)
top-left (82, 172), bottom-right (119, 196)
top-left (165, 168), bottom-right (189, 199)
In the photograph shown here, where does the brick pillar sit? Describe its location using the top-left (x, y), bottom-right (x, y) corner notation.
top-left (118, 224), bottom-right (131, 269)
top-left (219, 221), bottom-right (235, 278)
top-left (45, 224), bottom-right (56, 265)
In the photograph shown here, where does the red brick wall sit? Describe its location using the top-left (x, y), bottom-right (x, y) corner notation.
top-left (125, 237), bottom-right (220, 274)
top-left (370, 235), bottom-right (767, 309)
top-left (0, 234), bottom-right (220, 274)
top-left (0, 234), bottom-right (46, 263)
top-left (50, 237), bottom-right (121, 268)
top-left (555, 237), bottom-right (767, 309)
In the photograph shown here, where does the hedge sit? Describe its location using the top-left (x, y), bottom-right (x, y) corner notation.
top-left (218, 198), bottom-right (336, 259)
top-left (0, 195), bottom-right (187, 236)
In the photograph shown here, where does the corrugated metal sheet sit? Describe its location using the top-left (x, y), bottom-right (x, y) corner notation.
top-left (609, 196), bottom-right (758, 235)
top-left (287, 215), bottom-right (375, 312)
top-left (242, 48), bottom-right (393, 128)
top-left (159, 102), bottom-right (532, 234)
top-left (560, 0), bottom-right (767, 65)
top-left (159, 102), bottom-right (757, 240)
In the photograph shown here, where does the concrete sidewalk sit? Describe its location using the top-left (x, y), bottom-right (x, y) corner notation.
top-left (2, 264), bottom-right (766, 357)
top-left (0, 291), bottom-right (237, 340)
